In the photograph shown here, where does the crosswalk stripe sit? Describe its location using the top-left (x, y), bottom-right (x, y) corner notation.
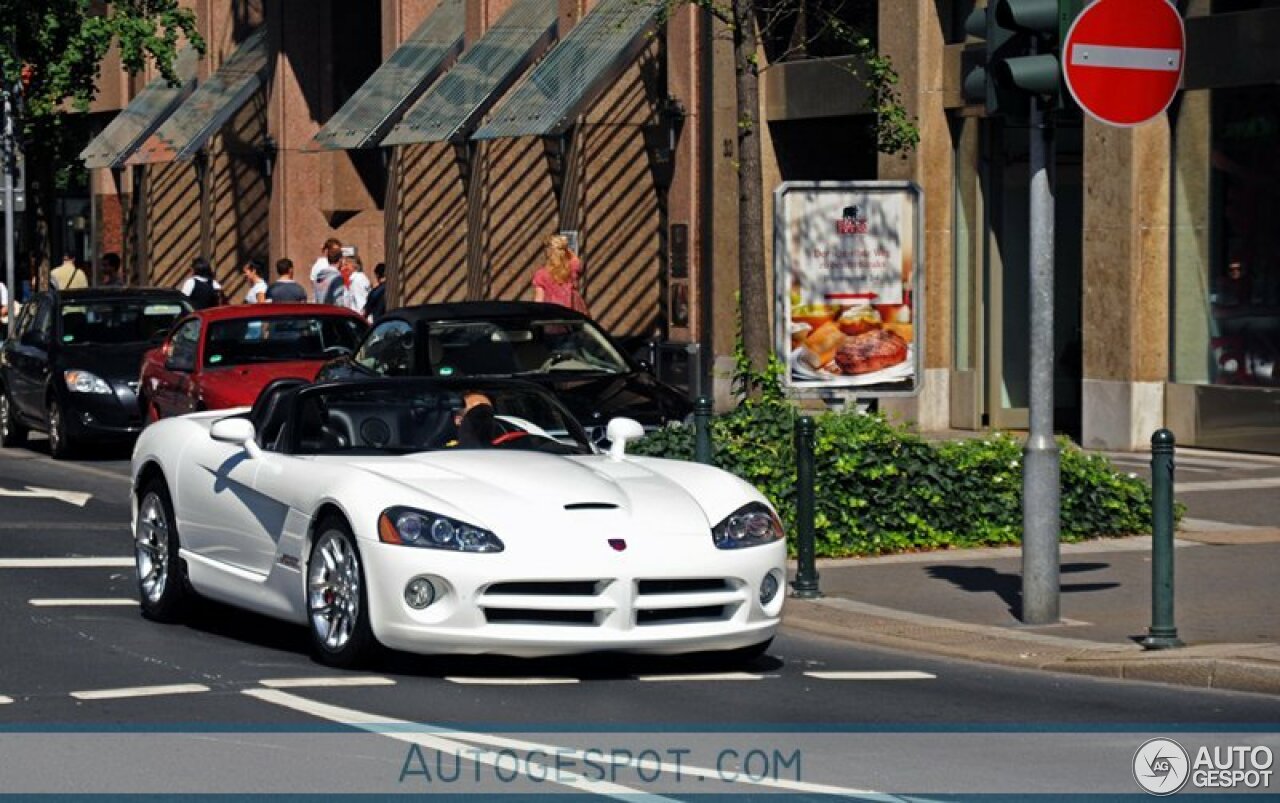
top-left (259, 676), bottom-right (396, 689)
top-left (804, 671), bottom-right (936, 680)
top-left (70, 684), bottom-right (210, 701)
top-left (444, 677), bottom-right (579, 686)
top-left (29, 598), bottom-right (137, 607)
top-left (634, 672), bottom-right (766, 682)
top-left (0, 557), bottom-right (133, 569)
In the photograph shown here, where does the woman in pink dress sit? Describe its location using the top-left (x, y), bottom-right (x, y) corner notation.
top-left (531, 234), bottom-right (588, 314)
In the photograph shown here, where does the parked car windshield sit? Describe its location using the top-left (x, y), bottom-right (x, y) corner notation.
top-left (287, 379), bottom-right (594, 456)
top-left (426, 318), bottom-right (629, 377)
top-left (60, 300), bottom-right (189, 345)
top-left (204, 315), bottom-right (365, 368)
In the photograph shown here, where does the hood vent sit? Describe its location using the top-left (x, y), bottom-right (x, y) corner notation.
top-left (564, 502), bottom-right (619, 511)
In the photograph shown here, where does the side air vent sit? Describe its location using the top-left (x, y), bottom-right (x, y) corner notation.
top-left (564, 502), bottom-right (619, 510)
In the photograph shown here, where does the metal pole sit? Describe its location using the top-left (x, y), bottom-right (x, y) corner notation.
top-left (1142, 429), bottom-right (1183, 649)
top-left (693, 395), bottom-right (712, 465)
top-left (791, 415), bottom-right (820, 599)
top-left (4, 90), bottom-right (15, 339)
top-left (1020, 87), bottom-right (1060, 625)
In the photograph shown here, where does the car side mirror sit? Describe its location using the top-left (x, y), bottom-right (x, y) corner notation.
top-left (211, 417), bottom-right (261, 458)
top-left (606, 417), bottom-right (645, 460)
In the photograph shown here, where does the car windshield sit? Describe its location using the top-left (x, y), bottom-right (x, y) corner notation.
top-left (205, 315), bottom-right (365, 368)
top-left (59, 300), bottom-right (189, 345)
top-left (426, 318), bottom-right (629, 377)
top-left (286, 380), bottom-right (593, 456)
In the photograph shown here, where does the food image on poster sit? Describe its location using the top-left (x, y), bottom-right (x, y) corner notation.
top-left (773, 182), bottom-right (921, 395)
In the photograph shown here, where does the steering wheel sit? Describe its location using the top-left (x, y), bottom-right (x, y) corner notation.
top-left (323, 345), bottom-right (352, 357)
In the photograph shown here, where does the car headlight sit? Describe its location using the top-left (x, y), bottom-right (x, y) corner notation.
top-left (378, 506), bottom-right (504, 553)
top-left (64, 370), bottom-right (113, 394)
top-left (711, 502), bottom-right (785, 550)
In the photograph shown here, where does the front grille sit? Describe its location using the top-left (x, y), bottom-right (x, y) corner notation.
top-left (636, 605), bottom-right (727, 625)
top-left (485, 608), bottom-right (596, 626)
top-left (486, 581), bottom-right (601, 596)
top-left (637, 578), bottom-right (729, 595)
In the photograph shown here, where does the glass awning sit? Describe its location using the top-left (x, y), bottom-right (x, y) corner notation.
top-left (381, 0), bottom-right (557, 146)
top-left (128, 28), bottom-right (270, 165)
top-left (312, 0), bottom-right (465, 150)
top-left (80, 48), bottom-right (198, 170)
top-left (472, 0), bottom-right (663, 140)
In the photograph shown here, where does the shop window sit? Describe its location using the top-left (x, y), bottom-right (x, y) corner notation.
top-left (1173, 85), bottom-right (1280, 386)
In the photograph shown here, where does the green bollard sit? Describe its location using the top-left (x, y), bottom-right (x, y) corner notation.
top-left (693, 396), bottom-right (712, 465)
top-left (791, 416), bottom-right (821, 599)
top-left (1141, 428), bottom-right (1183, 650)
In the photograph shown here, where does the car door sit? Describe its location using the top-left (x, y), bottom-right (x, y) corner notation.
top-left (10, 295), bottom-right (53, 418)
top-left (150, 318), bottom-right (201, 418)
top-left (1, 301), bottom-right (33, 406)
top-left (172, 425), bottom-right (268, 575)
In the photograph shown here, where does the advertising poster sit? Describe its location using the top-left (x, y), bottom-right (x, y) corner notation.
top-left (773, 181), bottom-right (923, 397)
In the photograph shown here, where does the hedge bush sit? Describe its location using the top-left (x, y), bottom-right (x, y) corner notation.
top-left (631, 398), bottom-right (1161, 557)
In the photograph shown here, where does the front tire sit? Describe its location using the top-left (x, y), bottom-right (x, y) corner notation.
top-left (135, 480), bottom-right (189, 622)
top-left (46, 398), bottom-right (74, 459)
top-left (0, 389), bottom-right (27, 447)
top-left (307, 518), bottom-right (377, 668)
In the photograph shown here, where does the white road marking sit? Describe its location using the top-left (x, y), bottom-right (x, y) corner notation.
top-left (244, 689), bottom-right (677, 801)
top-left (0, 695), bottom-right (12, 704)
top-left (634, 672), bottom-right (765, 682)
top-left (245, 688), bottom-right (881, 798)
top-left (1176, 477), bottom-right (1280, 493)
top-left (804, 671), bottom-right (936, 681)
top-left (0, 485), bottom-right (93, 507)
top-left (28, 598), bottom-right (138, 607)
top-left (0, 557), bottom-right (133, 569)
top-left (70, 683), bottom-right (210, 701)
top-left (259, 676), bottom-right (396, 689)
top-left (444, 676), bottom-right (580, 686)
top-left (1069, 43), bottom-right (1181, 72)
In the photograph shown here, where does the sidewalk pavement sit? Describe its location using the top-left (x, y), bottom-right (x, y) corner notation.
top-left (782, 447), bottom-right (1280, 696)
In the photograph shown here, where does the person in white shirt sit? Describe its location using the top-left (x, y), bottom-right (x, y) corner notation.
top-left (180, 257), bottom-right (223, 310)
top-left (0, 279), bottom-right (9, 327)
top-left (339, 255), bottom-right (371, 314)
top-left (241, 259), bottom-right (268, 303)
top-left (310, 238), bottom-right (344, 303)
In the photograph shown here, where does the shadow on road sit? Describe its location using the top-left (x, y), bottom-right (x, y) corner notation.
top-left (924, 562), bottom-right (1119, 620)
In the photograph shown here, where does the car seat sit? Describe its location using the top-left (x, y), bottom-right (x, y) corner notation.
top-left (249, 377), bottom-right (310, 450)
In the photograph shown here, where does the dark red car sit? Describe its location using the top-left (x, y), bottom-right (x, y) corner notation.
top-left (139, 304), bottom-right (368, 421)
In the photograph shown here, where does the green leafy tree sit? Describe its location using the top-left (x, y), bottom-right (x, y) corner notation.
top-left (657, 0), bottom-right (918, 394)
top-left (0, 0), bottom-right (203, 275)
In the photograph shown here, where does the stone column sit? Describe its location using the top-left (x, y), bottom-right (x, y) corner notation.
top-left (1080, 117), bottom-right (1172, 449)
top-left (876, 0), bottom-right (952, 430)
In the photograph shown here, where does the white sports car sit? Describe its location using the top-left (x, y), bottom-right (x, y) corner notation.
top-left (130, 377), bottom-right (786, 667)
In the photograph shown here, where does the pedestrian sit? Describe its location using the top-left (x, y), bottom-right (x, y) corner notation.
top-left (337, 254), bottom-right (371, 314)
top-left (241, 258), bottom-right (268, 304)
top-left (181, 257), bottom-right (223, 310)
top-left (364, 262), bottom-right (387, 322)
top-left (531, 233), bottom-right (587, 314)
top-left (310, 238), bottom-right (344, 304)
top-left (265, 258), bottom-right (309, 303)
top-left (50, 251), bottom-right (89, 290)
top-left (99, 253), bottom-right (124, 287)
top-left (0, 275), bottom-right (9, 327)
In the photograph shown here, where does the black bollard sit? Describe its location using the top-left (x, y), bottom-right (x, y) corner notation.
top-left (791, 416), bottom-right (821, 599)
top-left (1141, 428), bottom-right (1183, 650)
top-left (693, 396), bottom-right (712, 465)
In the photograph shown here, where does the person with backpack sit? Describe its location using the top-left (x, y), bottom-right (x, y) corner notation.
top-left (180, 257), bottom-right (223, 310)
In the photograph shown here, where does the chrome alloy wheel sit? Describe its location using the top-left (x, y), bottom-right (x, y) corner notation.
top-left (308, 531), bottom-right (362, 653)
top-left (135, 492), bottom-right (170, 604)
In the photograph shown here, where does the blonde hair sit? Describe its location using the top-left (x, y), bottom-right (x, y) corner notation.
top-left (543, 234), bottom-right (572, 285)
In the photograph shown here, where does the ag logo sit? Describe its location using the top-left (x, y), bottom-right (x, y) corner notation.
top-left (1134, 738), bottom-right (1190, 795)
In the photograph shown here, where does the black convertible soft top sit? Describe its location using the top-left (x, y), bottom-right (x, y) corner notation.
top-left (378, 301), bottom-right (593, 326)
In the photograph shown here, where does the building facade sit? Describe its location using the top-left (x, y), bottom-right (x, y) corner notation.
top-left (82, 0), bottom-right (1280, 453)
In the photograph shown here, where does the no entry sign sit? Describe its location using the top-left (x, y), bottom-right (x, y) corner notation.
top-left (1063, 0), bottom-right (1185, 127)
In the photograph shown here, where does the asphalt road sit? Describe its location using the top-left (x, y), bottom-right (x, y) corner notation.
top-left (1, 443), bottom-right (1278, 797)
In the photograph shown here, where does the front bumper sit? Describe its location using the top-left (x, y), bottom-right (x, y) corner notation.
top-left (361, 538), bottom-right (786, 658)
top-left (62, 382), bottom-right (145, 440)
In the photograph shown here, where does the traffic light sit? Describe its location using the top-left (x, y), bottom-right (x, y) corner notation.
top-left (961, 0), bottom-right (1084, 117)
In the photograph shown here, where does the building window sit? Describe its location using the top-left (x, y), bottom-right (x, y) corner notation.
top-left (1173, 85), bottom-right (1280, 386)
top-left (758, 0), bottom-right (878, 63)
